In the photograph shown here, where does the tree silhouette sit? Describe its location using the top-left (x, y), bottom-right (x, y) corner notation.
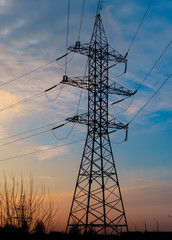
top-left (0, 174), bottom-right (57, 233)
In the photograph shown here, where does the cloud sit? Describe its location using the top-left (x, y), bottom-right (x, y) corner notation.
top-left (33, 144), bottom-right (69, 161)
top-left (0, 0), bottom-right (6, 6)
top-left (0, 90), bottom-right (22, 112)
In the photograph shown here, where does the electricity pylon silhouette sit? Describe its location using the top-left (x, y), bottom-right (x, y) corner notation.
top-left (63, 13), bottom-right (134, 235)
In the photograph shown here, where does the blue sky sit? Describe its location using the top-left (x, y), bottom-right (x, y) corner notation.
top-left (0, 0), bottom-right (172, 232)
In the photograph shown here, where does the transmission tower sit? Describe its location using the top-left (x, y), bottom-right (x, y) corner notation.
top-left (62, 13), bottom-right (134, 235)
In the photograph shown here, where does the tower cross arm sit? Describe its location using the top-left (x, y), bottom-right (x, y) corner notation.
top-left (65, 113), bottom-right (128, 133)
top-left (108, 82), bottom-right (134, 96)
top-left (107, 117), bottom-right (129, 140)
top-left (108, 48), bottom-right (127, 63)
top-left (66, 113), bottom-right (89, 125)
top-left (108, 50), bottom-right (127, 64)
top-left (108, 117), bottom-right (128, 130)
top-left (61, 75), bottom-right (90, 90)
top-left (68, 42), bottom-right (90, 56)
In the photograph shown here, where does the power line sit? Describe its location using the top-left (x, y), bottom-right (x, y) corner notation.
top-left (136, 39), bottom-right (172, 91)
top-left (50, 0), bottom-right (88, 140)
top-left (56, 52), bottom-right (75, 67)
top-left (110, 39), bottom-right (172, 112)
top-left (44, 83), bottom-right (64, 102)
top-left (0, 122), bottom-right (69, 148)
top-left (52, 89), bottom-right (83, 140)
top-left (0, 120), bottom-right (64, 142)
top-left (65, 0), bottom-right (71, 75)
top-left (52, 60), bottom-right (88, 140)
top-left (0, 128), bottom-right (52, 148)
top-left (0, 83), bottom-right (62, 113)
top-left (128, 73), bottom-right (172, 124)
top-left (0, 53), bottom-right (69, 88)
top-left (111, 95), bottom-right (134, 113)
top-left (78, 0), bottom-right (85, 41)
top-left (127, 0), bottom-right (152, 54)
top-left (0, 139), bottom-right (85, 162)
top-left (0, 83), bottom-right (85, 146)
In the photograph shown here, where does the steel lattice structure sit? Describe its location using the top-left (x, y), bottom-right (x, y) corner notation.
top-left (63, 14), bottom-right (134, 235)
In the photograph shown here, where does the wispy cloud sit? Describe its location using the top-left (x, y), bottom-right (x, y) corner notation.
top-left (33, 144), bottom-right (68, 161)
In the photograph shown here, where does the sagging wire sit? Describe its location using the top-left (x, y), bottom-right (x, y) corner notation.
top-left (128, 72), bottom-right (172, 125)
top-left (44, 83), bottom-right (66, 102)
top-left (52, 88), bottom-right (83, 140)
top-left (111, 72), bottom-right (125, 79)
top-left (111, 95), bottom-right (134, 113)
top-left (107, 110), bottom-right (129, 143)
top-left (0, 129), bottom-right (52, 148)
top-left (136, 39), bottom-right (172, 92)
top-left (78, 0), bottom-right (85, 42)
top-left (0, 84), bottom-right (59, 113)
top-left (108, 0), bottom-right (152, 84)
top-left (52, 60), bottom-right (88, 140)
top-left (0, 82), bottom-right (65, 113)
top-left (65, 0), bottom-right (70, 75)
top-left (0, 53), bottom-right (69, 89)
top-left (111, 138), bottom-right (126, 145)
top-left (127, 0), bottom-right (153, 54)
top-left (50, 0), bottom-right (89, 140)
top-left (108, 76), bottom-right (134, 113)
top-left (53, 53), bottom-right (75, 102)
top-left (54, 0), bottom-right (71, 105)
top-left (109, 126), bottom-right (128, 144)
top-left (0, 139), bottom-right (85, 163)
top-left (56, 52), bottom-right (75, 67)
top-left (0, 119), bottom-right (65, 143)
top-left (0, 60), bottom-right (56, 88)
top-left (110, 39), bottom-right (172, 113)
top-left (107, 47), bottom-right (128, 78)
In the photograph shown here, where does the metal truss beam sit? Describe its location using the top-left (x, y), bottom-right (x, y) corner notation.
top-left (62, 76), bottom-right (134, 96)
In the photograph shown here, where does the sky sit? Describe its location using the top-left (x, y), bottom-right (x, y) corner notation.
top-left (0, 0), bottom-right (172, 232)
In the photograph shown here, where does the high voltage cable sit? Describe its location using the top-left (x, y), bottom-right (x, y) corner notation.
top-left (128, 73), bottom-right (172, 124)
top-left (0, 1), bottom-right (86, 145)
top-left (0, 128), bottom-right (53, 148)
top-left (52, 89), bottom-right (83, 141)
top-left (111, 71), bottom-right (171, 142)
top-left (0, 121), bottom-right (68, 148)
top-left (0, 53), bottom-right (69, 88)
top-left (111, 39), bottom-right (172, 110)
top-left (78, 0), bottom-right (85, 41)
top-left (0, 83), bottom-right (63, 113)
top-left (0, 120), bottom-right (64, 142)
top-left (111, 95), bottom-right (134, 113)
top-left (0, 139), bottom-right (85, 162)
top-left (52, 60), bottom-right (88, 140)
top-left (56, 52), bottom-right (75, 67)
top-left (0, 92), bottom-right (83, 147)
top-left (49, 0), bottom-right (88, 140)
top-left (127, 0), bottom-right (152, 54)
top-left (136, 39), bottom-right (172, 91)
top-left (0, 59), bottom-right (87, 145)
top-left (44, 83), bottom-right (64, 102)
top-left (65, 0), bottom-right (70, 75)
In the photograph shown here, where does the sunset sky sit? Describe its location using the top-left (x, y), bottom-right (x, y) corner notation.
top-left (0, 0), bottom-right (172, 232)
